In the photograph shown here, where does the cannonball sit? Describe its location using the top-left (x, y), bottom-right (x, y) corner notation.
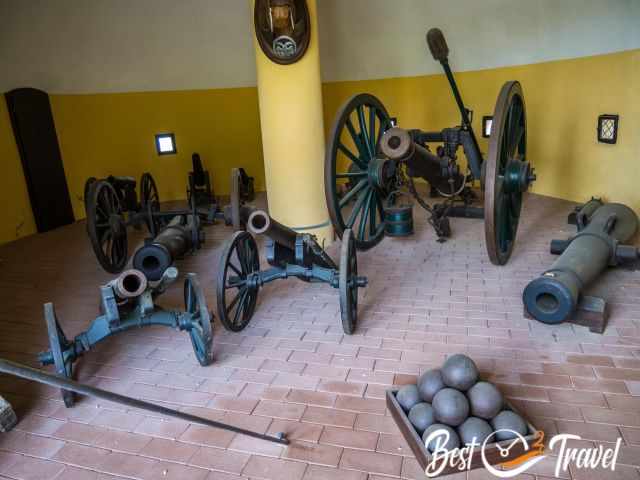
top-left (408, 402), bottom-right (435, 434)
top-left (467, 381), bottom-right (503, 419)
top-left (396, 384), bottom-right (421, 412)
top-left (491, 410), bottom-right (528, 441)
top-left (417, 369), bottom-right (445, 402)
top-left (458, 417), bottom-right (493, 446)
top-left (441, 354), bottom-right (479, 391)
top-left (432, 388), bottom-right (470, 427)
top-left (422, 423), bottom-right (461, 452)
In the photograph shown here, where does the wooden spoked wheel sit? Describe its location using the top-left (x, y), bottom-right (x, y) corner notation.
top-left (140, 172), bottom-right (161, 235)
top-left (216, 231), bottom-right (260, 332)
top-left (184, 274), bottom-right (213, 366)
top-left (325, 94), bottom-right (395, 251)
top-left (86, 180), bottom-right (128, 273)
top-left (339, 229), bottom-right (359, 334)
top-left (484, 81), bottom-right (533, 265)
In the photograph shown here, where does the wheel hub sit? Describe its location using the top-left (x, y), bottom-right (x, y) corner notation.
top-left (367, 157), bottom-right (396, 191)
top-left (503, 158), bottom-right (535, 193)
top-left (108, 215), bottom-right (125, 236)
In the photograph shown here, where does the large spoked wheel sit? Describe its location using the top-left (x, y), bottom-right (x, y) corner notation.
top-left (339, 229), bottom-right (359, 334)
top-left (86, 180), bottom-right (128, 273)
top-left (44, 303), bottom-right (75, 407)
top-left (83, 177), bottom-right (97, 211)
top-left (216, 231), bottom-right (260, 332)
top-left (326, 94), bottom-right (395, 251)
top-left (140, 172), bottom-right (161, 235)
top-left (484, 81), bottom-right (534, 265)
top-left (184, 274), bottom-right (213, 366)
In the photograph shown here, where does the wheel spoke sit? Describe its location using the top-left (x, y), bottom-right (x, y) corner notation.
top-left (336, 171), bottom-right (366, 179)
top-left (185, 282), bottom-right (194, 312)
top-left (226, 286), bottom-right (246, 314)
top-left (357, 105), bottom-right (374, 159)
top-left (369, 190), bottom-right (378, 236)
top-left (345, 117), bottom-right (368, 161)
top-left (231, 289), bottom-right (249, 325)
top-left (339, 179), bottom-right (368, 208)
top-left (368, 106), bottom-right (376, 153)
top-left (345, 188), bottom-right (370, 229)
top-left (228, 261), bottom-right (242, 277)
top-left (357, 189), bottom-right (373, 241)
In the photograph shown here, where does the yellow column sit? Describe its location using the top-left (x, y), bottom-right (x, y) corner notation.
top-left (252, 0), bottom-right (333, 244)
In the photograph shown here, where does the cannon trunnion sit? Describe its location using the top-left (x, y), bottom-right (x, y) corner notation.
top-left (217, 210), bottom-right (367, 335)
top-left (324, 28), bottom-right (536, 265)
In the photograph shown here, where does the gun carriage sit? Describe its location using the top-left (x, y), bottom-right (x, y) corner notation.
top-left (324, 28), bottom-right (536, 265)
top-left (217, 210), bottom-right (367, 334)
top-left (38, 267), bottom-right (213, 407)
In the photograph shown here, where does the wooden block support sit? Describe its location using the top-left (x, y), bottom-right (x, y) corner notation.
top-left (524, 295), bottom-right (608, 334)
top-left (0, 395), bottom-right (17, 433)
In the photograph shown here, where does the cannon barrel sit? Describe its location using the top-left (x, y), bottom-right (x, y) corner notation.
top-left (109, 269), bottom-right (148, 299)
top-left (248, 210), bottom-right (298, 251)
top-left (133, 215), bottom-right (198, 281)
top-left (380, 127), bottom-right (443, 182)
top-left (523, 200), bottom-right (639, 324)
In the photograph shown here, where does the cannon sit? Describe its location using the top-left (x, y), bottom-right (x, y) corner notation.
top-left (523, 199), bottom-right (639, 331)
top-left (85, 167), bottom-right (253, 274)
top-left (133, 214), bottom-right (203, 281)
top-left (217, 210), bottom-right (367, 334)
top-left (324, 28), bottom-right (536, 265)
top-left (38, 267), bottom-right (213, 407)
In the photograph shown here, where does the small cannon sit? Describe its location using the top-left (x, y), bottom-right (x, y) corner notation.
top-left (187, 153), bottom-right (216, 214)
top-left (38, 268), bottom-right (213, 407)
top-left (216, 210), bottom-right (367, 334)
top-left (523, 199), bottom-right (639, 332)
top-left (133, 214), bottom-right (203, 281)
top-left (324, 27), bottom-right (535, 265)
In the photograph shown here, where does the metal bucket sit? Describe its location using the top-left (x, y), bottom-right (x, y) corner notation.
top-left (384, 192), bottom-right (414, 237)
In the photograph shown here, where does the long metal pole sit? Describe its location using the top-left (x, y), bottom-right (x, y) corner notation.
top-left (0, 359), bottom-right (289, 445)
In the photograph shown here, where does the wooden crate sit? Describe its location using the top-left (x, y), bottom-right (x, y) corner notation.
top-left (386, 389), bottom-right (542, 476)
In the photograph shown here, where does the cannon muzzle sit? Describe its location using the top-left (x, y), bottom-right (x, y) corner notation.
top-left (248, 210), bottom-right (298, 252)
top-left (524, 200), bottom-right (639, 324)
top-left (110, 269), bottom-right (148, 299)
top-left (133, 215), bottom-right (199, 281)
top-left (426, 28), bottom-right (449, 62)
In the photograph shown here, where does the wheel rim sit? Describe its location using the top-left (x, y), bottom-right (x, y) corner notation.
top-left (339, 229), bottom-right (358, 334)
top-left (216, 231), bottom-right (260, 332)
top-left (140, 173), bottom-right (161, 234)
top-left (83, 177), bottom-right (97, 209)
top-left (86, 180), bottom-right (128, 273)
top-left (484, 81), bottom-right (531, 266)
top-left (44, 303), bottom-right (75, 407)
top-left (184, 274), bottom-right (213, 366)
top-left (325, 94), bottom-right (395, 251)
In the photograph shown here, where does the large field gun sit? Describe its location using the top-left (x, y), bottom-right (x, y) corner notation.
top-left (325, 28), bottom-right (536, 265)
top-left (38, 268), bottom-right (213, 407)
top-left (217, 210), bottom-right (367, 334)
top-left (523, 199), bottom-right (639, 332)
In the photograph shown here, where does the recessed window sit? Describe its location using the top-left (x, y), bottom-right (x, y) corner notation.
top-left (482, 116), bottom-right (493, 138)
top-left (597, 115), bottom-right (618, 144)
top-left (155, 133), bottom-right (177, 155)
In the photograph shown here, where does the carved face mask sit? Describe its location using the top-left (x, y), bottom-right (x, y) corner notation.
top-left (255, 0), bottom-right (310, 65)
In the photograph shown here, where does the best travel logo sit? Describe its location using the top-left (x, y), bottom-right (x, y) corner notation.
top-left (423, 428), bottom-right (622, 478)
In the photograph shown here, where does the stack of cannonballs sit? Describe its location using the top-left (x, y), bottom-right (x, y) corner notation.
top-left (394, 354), bottom-right (529, 452)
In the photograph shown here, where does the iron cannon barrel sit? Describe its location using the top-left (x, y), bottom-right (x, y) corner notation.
top-left (133, 215), bottom-right (197, 281)
top-left (523, 200), bottom-right (639, 324)
top-left (380, 127), bottom-right (443, 184)
top-left (247, 210), bottom-right (298, 251)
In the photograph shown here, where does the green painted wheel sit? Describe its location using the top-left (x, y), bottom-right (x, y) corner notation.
top-left (43, 303), bottom-right (75, 407)
top-left (140, 172), bottom-right (161, 236)
top-left (485, 81), bottom-right (533, 265)
top-left (184, 274), bottom-right (213, 366)
top-left (339, 229), bottom-right (358, 334)
top-left (325, 94), bottom-right (395, 251)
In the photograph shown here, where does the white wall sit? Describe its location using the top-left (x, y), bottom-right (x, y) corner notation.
top-left (1, 0), bottom-right (638, 93)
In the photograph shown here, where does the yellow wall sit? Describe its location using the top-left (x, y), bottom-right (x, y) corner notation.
top-left (0, 100), bottom-right (37, 244)
top-left (323, 49), bottom-right (640, 210)
top-left (50, 87), bottom-right (265, 220)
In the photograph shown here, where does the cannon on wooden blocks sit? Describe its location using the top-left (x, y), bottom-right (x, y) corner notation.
top-left (523, 199), bottom-right (640, 332)
top-left (324, 28), bottom-right (536, 265)
top-left (38, 268), bottom-right (213, 407)
top-left (216, 210), bottom-right (367, 334)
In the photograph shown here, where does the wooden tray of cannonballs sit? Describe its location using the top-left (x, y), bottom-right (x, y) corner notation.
top-left (386, 389), bottom-right (541, 476)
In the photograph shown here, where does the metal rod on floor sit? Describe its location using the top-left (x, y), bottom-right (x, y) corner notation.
top-left (0, 359), bottom-right (289, 445)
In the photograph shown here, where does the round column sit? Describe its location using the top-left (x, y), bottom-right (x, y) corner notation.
top-left (252, 0), bottom-right (333, 244)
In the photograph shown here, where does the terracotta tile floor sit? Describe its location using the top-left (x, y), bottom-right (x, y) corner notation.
top-left (0, 191), bottom-right (639, 479)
